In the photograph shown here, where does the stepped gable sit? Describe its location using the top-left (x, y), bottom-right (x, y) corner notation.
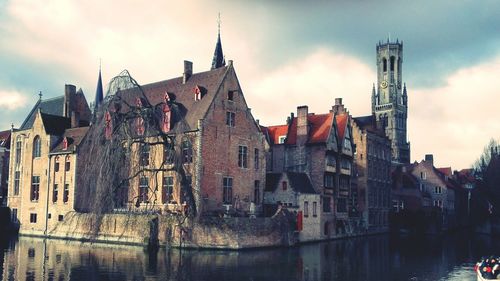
top-left (51, 126), bottom-right (89, 153)
top-left (20, 96), bottom-right (65, 130)
top-left (115, 65), bottom-right (230, 132)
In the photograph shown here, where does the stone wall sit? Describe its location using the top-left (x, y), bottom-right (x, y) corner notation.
top-left (25, 210), bottom-right (296, 249)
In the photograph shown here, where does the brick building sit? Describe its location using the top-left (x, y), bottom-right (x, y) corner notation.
top-left (262, 98), bottom-right (357, 238)
top-left (7, 85), bottom-right (91, 235)
top-left (352, 117), bottom-right (392, 233)
top-left (83, 35), bottom-right (267, 216)
top-left (0, 130), bottom-right (11, 206)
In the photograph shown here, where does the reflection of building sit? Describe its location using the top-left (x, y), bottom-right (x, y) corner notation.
top-left (261, 98), bottom-right (357, 239)
top-left (7, 85), bottom-right (91, 235)
top-left (0, 130), bottom-right (11, 206)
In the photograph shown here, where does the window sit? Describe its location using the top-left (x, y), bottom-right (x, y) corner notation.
top-left (341, 159), bottom-right (351, 170)
top-left (163, 144), bottom-right (174, 164)
top-left (326, 155), bottom-right (336, 167)
top-left (344, 139), bottom-right (350, 149)
top-left (313, 202), bottom-right (317, 217)
top-left (434, 200), bottom-right (443, 209)
top-left (52, 184), bottom-right (58, 203)
top-left (11, 208), bottom-right (17, 222)
top-left (226, 111), bottom-right (235, 127)
top-left (324, 173), bottom-right (335, 189)
top-left (383, 58), bottom-right (387, 72)
top-left (30, 213), bottom-right (37, 223)
top-left (420, 171), bottom-right (426, 180)
top-left (278, 136), bottom-right (286, 144)
top-left (324, 222), bottom-right (329, 236)
top-left (323, 196), bottom-right (332, 213)
top-left (14, 171), bottom-right (20, 196)
top-left (390, 56), bottom-right (395, 71)
top-left (337, 198), bottom-right (347, 213)
top-left (63, 184), bottom-right (69, 203)
top-left (435, 186), bottom-right (442, 194)
top-left (304, 201), bottom-right (309, 217)
top-left (139, 177), bottom-right (149, 203)
top-left (15, 137), bottom-right (22, 165)
top-left (419, 183), bottom-right (424, 191)
top-left (254, 149), bottom-right (259, 170)
top-left (228, 91), bottom-right (234, 101)
top-left (182, 140), bottom-right (192, 163)
top-left (223, 177), bottom-right (233, 204)
top-left (139, 143), bottom-right (150, 166)
top-left (31, 176), bottom-right (40, 201)
top-left (65, 156), bottom-right (71, 171)
top-left (54, 157), bottom-right (60, 172)
top-left (162, 176), bottom-right (174, 203)
top-left (58, 215), bottom-right (64, 221)
top-left (282, 181), bottom-right (287, 191)
top-left (238, 146), bottom-right (248, 168)
top-left (33, 136), bottom-right (41, 158)
top-left (254, 180), bottom-right (260, 204)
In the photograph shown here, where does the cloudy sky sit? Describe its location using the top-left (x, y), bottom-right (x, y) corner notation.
top-left (0, 0), bottom-right (499, 169)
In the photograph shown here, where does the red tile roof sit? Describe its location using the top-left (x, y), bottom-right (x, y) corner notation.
top-left (266, 125), bottom-right (289, 144)
top-left (285, 113), bottom-right (333, 145)
top-left (437, 167), bottom-right (452, 177)
top-left (335, 113), bottom-right (348, 141)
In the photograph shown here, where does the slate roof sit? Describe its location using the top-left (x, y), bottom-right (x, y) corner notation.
top-left (20, 96), bottom-right (65, 130)
top-left (265, 172), bottom-right (317, 194)
top-left (437, 167), bottom-right (452, 177)
top-left (285, 113), bottom-right (333, 145)
top-left (0, 130), bottom-right (11, 148)
top-left (51, 126), bottom-right (89, 153)
top-left (40, 113), bottom-right (71, 135)
top-left (115, 65), bottom-right (230, 132)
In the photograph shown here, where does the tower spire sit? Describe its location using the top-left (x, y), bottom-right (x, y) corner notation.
top-left (94, 63), bottom-right (104, 113)
top-left (211, 13), bottom-right (226, 70)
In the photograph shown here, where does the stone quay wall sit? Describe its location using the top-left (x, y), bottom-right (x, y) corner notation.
top-left (19, 210), bottom-right (297, 249)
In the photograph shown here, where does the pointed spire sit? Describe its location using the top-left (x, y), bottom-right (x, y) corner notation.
top-left (94, 64), bottom-right (104, 112)
top-left (403, 83), bottom-right (407, 95)
top-left (38, 91), bottom-right (42, 100)
top-left (211, 13), bottom-right (226, 70)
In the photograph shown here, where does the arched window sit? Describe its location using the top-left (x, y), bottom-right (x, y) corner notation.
top-left (390, 56), bottom-right (395, 71)
top-left (33, 136), bottom-right (41, 158)
top-left (382, 58), bottom-right (387, 72)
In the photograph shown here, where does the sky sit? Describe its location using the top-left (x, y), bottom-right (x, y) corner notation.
top-left (0, 0), bottom-right (499, 169)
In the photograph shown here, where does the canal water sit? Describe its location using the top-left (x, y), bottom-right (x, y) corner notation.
top-left (0, 232), bottom-right (494, 281)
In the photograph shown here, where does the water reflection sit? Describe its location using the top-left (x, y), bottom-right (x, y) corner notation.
top-left (0, 233), bottom-right (494, 281)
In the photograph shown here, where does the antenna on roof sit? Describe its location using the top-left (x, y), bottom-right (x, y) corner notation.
top-left (38, 91), bottom-right (42, 100)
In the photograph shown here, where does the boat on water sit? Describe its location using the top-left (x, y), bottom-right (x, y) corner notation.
top-left (476, 259), bottom-right (500, 280)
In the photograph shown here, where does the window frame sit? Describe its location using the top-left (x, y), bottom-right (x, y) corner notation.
top-left (31, 176), bottom-right (40, 201)
top-left (139, 176), bottom-right (149, 203)
top-left (33, 136), bottom-right (41, 158)
top-left (162, 176), bottom-right (174, 204)
top-left (222, 177), bottom-right (233, 204)
top-left (238, 145), bottom-right (248, 168)
top-left (226, 111), bottom-right (235, 127)
top-left (52, 184), bottom-right (58, 203)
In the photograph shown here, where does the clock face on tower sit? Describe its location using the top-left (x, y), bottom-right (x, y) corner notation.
top-left (380, 80), bottom-right (388, 89)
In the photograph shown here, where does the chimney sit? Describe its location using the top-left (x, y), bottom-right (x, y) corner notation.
top-left (71, 111), bottom-right (80, 128)
top-left (424, 154), bottom-right (434, 165)
top-left (64, 84), bottom-right (76, 118)
top-left (183, 60), bottom-right (193, 84)
top-left (297, 106), bottom-right (309, 145)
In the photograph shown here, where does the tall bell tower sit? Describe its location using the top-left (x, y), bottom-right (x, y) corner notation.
top-left (371, 39), bottom-right (410, 164)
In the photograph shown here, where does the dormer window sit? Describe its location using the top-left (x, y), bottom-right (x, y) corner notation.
top-left (194, 85), bottom-right (202, 101)
top-left (62, 137), bottom-right (68, 150)
top-left (278, 136), bottom-right (286, 144)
